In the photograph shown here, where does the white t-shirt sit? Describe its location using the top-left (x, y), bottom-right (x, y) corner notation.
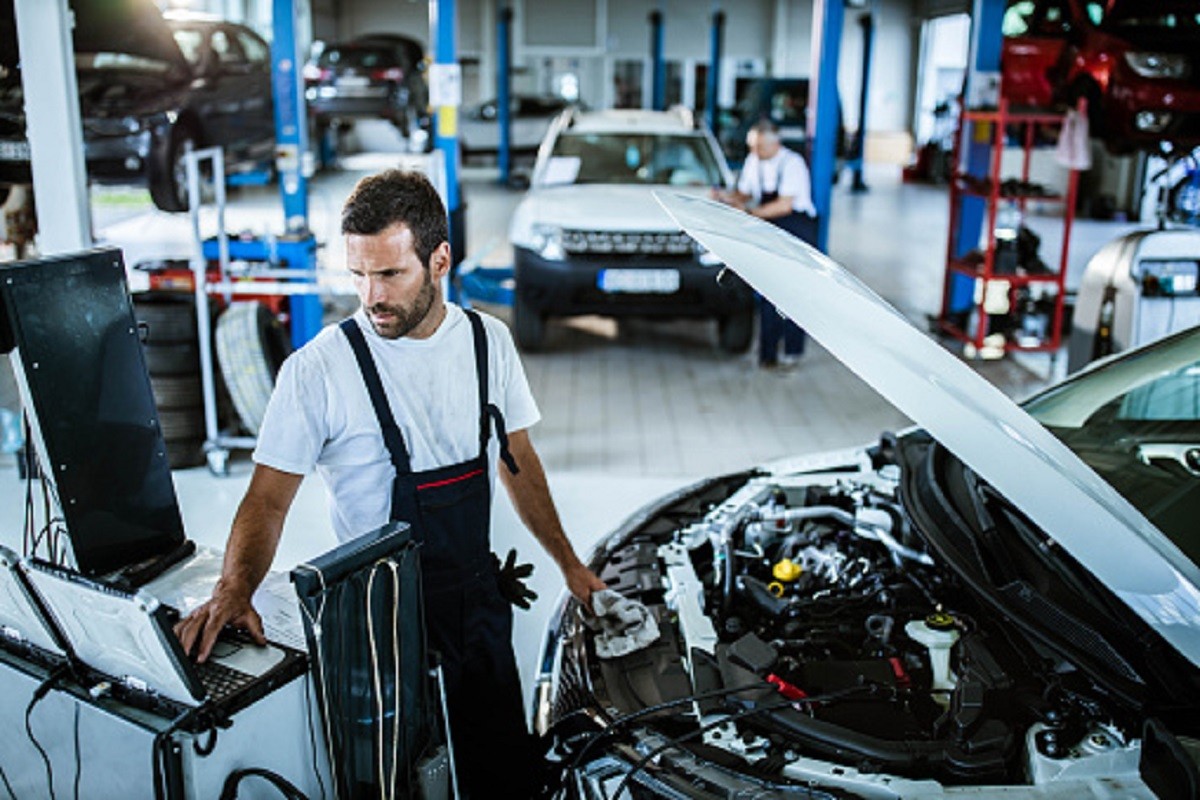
top-left (253, 304), bottom-right (540, 542)
top-left (737, 148), bottom-right (816, 217)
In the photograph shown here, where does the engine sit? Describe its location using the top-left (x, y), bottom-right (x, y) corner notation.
top-left (644, 467), bottom-right (1143, 785)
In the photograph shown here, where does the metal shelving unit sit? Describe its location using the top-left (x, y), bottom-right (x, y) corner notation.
top-left (938, 99), bottom-right (1082, 355)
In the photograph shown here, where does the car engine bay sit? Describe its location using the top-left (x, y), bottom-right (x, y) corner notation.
top-left (545, 444), bottom-right (1177, 797)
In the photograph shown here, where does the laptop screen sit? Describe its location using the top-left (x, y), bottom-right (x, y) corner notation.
top-left (0, 547), bottom-right (64, 657)
top-left (0, 248), bottom-right (187, 576)
top-left (24, 561), bottom-right (203, 705)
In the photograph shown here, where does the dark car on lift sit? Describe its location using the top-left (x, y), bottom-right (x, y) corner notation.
top-left (303, 33), bottom-right (429, 139)
top-left (1002, 0), bottom-right (1200, 153)
top-left (0, 1), bottom-right (275, 213)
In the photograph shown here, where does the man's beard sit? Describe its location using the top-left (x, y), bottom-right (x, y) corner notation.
top-left (367, 269), bottom-right (436, 339)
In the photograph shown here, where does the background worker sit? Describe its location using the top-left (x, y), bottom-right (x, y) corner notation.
top-left (714, 119), bottom-right (818, 369)
top-left (176, 170), bottom-right (605, 798)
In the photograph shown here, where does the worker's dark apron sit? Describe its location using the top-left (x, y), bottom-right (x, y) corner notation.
top-left (759, 157), bottom-right (817, 243)
top-left (757, 158), bottom-right (814, 362)
top-left (340, 310), bottom-right (535, 799)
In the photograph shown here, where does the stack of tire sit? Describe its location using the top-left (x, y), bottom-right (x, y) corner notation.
top-left (132, 293), bottom-right (207, 468)
top-left (214, 301), bottom-right (292, 436)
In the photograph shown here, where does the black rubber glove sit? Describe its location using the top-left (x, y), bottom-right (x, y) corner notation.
top-left (494, 548), bottom-right (537, 610)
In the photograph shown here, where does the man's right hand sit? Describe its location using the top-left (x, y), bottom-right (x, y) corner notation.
top-left (174, 582), bottom-right (266, 663)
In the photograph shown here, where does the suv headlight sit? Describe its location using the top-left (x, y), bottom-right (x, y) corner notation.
top-left (530, 223), bottom-right (565, 261)
top-left (1124, 52), bottom-right (1190, 80)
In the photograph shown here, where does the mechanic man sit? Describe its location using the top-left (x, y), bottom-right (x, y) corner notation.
top-left (176, 169), bottom-right (605, 798)
top-left (714, 119), bottom-right (818, 369)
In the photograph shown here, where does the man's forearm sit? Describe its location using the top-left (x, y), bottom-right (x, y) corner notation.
top-left (502, 437), bottom-right (582, 571)
top-left (216, 464), bottom-right (302, 600)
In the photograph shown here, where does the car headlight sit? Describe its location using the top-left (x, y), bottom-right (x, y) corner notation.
top-left (1124, 52), bottom-right (1190, 80)
top-left (530, 223), bottom-right (565, 261)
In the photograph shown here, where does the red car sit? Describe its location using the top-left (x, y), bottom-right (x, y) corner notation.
top-left (1002, 0), bottom-right (1200, 153)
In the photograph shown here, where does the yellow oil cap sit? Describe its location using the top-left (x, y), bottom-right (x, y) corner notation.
top-left (926, 611), bottom-right (956, 630)
top-left (772, 559), bottom-right (802, 583)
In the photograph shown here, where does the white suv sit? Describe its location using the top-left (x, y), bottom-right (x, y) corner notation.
top-left (508, 108), bottom-right (753, 352)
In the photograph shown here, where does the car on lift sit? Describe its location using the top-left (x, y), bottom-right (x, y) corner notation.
top-left (460, 94), bottom-right (575, 160)
top-left (1002, 0), bottom-right (1200, 153)
top-left (0, 1), bottom-right (275, 213)
top-left (532, 193), bottom-right (1200, 799)
top-left (508, 108), bottom-right (754, 353)
top-left (303, 33), bottom-right (429, 140)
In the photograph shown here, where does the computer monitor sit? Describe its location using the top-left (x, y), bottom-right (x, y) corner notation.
top-left (0, 248), bottom-right (189, 579)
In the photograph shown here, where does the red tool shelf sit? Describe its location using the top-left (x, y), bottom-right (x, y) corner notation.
top-left (938, 98), bottom-right (1082, 355)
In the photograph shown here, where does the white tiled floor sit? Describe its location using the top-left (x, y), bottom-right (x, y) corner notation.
top-left (0, 130), bottom-right (1143, 703)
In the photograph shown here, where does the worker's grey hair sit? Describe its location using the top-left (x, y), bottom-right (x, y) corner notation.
top-left (749, 119), bottom-right (781, 138)
top-left (341, 170), bottom-right (448, 269)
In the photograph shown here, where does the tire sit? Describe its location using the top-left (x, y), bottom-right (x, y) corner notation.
top-left (717, 310), bottom-right (754, 354)
top-left (165, 438), bottom-right (207, 469)
top-left (215, 301), bottom-right (292, 435)
top-left (149, 124), bottom-right (198, 213)
top-left (158, 407), bottom-right (205, 441)
top-left (513, 294), bottom-right (546, 352)
top-left (133, 295), bottom-right (198, 344)
top-left (151, 375), bottom-right (202, 410)
top-left (143, 342), bottom-right (199, 375)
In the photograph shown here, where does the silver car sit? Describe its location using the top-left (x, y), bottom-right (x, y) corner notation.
top-left (533, 193), bottom-right (1200, 799)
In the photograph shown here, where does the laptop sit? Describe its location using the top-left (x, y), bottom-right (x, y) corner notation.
top-left (22, 558), bottom-right (306, 720)
top-left (0, 545), bottom-right (67, 666)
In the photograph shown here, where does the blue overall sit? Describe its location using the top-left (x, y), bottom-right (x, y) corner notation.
top-left (340, 310), bottom-right (535, 798)
top-left (757, 158), bottom-right (817, 366)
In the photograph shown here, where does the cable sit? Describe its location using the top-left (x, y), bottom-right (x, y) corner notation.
top-left (566, 682), bottom-right (776, 772)
top-left (295, 564), bottom-right (339, 799)
top-left (609, 686), bottom-right (879, 800)
top-left (72, 702), bottom-right (81, 800)
top-left (612, 698), bottom-right (796, 800)
top-left (25, 673), bottom-right (62, 800)
top-left (301, 672), bottom-right (328, 800)
top-left (0, 760), bottom-right (16, 800)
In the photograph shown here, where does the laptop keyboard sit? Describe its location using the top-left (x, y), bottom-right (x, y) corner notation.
top-left (195, 658), bottom-right (254, 702)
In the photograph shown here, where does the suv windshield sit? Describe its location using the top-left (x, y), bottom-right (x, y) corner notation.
top-left (549, 132), bottom-right (722, 186)
top-left (319, 46), bottom-right (396, 70)
top-left (1024, 327), bottom-right (1200, 564)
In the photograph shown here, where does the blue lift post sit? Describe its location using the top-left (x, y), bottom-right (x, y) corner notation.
top-left (497, 7), bottom-right (513, 185)
top-left (202, 0), bottom-right (320, 351)
top-left (706, 9), bottom-right (725, 137)
top-left (810, 0), bottom-right (845, 253)
top-left (849, 11), bottom-right (875, 193)
top-left (948, 0), bottom-right (1008, 316)
top-left (431, 0), bottom-right (466, 298)
top-left (649, 10), bottom-right (665, 111)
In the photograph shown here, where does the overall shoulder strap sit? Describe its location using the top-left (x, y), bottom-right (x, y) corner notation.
top-left (339, 318), bottom-right (412, 474)
top-left (463, 309), bottom-right (519, 475)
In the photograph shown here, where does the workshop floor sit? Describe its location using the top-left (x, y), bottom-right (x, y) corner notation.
top-left (0, 121), bottom-right (1144, 707)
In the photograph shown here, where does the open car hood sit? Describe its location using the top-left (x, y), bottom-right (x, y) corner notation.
top-left (655, 191), bottom-right (1200, 667)
top-left (1, 0), bottom-right (188, 72)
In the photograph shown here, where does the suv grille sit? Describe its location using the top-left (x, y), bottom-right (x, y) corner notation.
top-left (562, 229), bottom-right (694, 256)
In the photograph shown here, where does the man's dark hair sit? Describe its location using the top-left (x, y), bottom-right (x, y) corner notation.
top-left (341, 170), bottom-right (448, 268)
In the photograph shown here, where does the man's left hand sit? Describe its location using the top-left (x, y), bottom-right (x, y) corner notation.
top-left (565, 562), bottom-right (606, 608)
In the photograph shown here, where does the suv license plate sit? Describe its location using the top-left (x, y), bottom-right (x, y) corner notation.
top-left (598, 269), bottom-right (680, 294)
top-left (337, 76), bottom-right (370, 88)
top-left (0, 140), bottom-right (31, 161)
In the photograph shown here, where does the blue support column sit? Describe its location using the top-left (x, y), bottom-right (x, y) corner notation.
top-left (706, 10), bottom-right (725, 135)
top-left (955, 0), bottom-right (1007, 262)
top-left (497, 7), bottom-right (513, 184)
top-left (649, 10), bottom-right (665, 111)
top-left (850, 11), bottom-right (874, 193)
top-left (810, 0), bottom-right (845, 253)
top-left (431, 0), bottom-right (465, 302)
top-left (271, 0), bottom-right (320, 348)
top-left (271, 0), bottom-right (309, 230)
